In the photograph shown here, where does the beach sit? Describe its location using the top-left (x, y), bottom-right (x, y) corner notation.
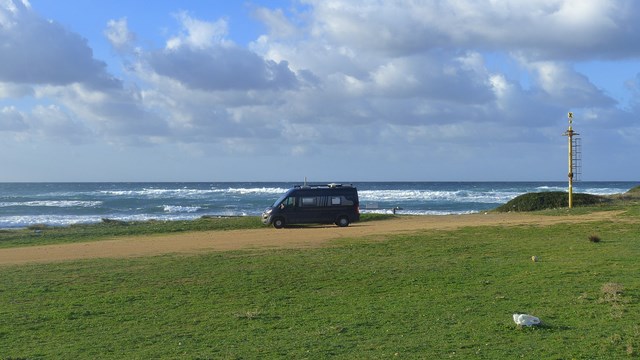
top-left (0, 210), bottom-right (623, 266)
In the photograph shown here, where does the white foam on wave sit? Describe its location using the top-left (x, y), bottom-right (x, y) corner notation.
top-left (216, 187), bottom-right (289, 195)
top-left (535, 186), bottom-right (566, 192)
top-left (0, 200), bottom-right (103, 208)
top-left (359, 189), bottom-right (519, 204)
top-left (100, 186), bottom-right (288, 198)
top-left (162, 205), bottom-right (201, 213)
top-left (535, 185), bottom-right (631, 196)
top-left (101, 188), bottom-right (215, 198)
top-left (0, 211), bottom-right (257, 229)
top-left (578, 187), bottom-right (628, 195)
top-left (0, 215), bottom-right (104, 228)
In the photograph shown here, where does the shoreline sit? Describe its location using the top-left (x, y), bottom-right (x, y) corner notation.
top-left (2, 181), bottom-right (635, 229)
top-left (0, 210), bottom-right (625, 266)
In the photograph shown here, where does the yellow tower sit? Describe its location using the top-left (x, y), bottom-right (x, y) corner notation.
top-left (563, 112), bottom-right (579, 208)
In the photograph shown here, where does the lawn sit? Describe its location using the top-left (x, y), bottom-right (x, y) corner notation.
top-left (1, 217), bottom-right (639, 358)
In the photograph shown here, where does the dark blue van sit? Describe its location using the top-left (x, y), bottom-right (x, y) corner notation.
top-left (262, 184), bottom-right (360, 228)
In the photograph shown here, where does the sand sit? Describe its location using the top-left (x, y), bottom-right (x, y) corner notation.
top-left (0, 211), bottom-right (623, 266)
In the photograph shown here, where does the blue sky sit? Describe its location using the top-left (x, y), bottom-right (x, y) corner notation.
top-left (1, 0), bottom-right (639, 182)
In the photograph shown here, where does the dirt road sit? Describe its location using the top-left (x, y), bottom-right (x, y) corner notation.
top-left (0, 211), bottom-right (623, 266)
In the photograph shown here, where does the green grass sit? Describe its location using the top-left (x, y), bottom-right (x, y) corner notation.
top-left (1, 218), bottom-right (639, 358)
top-left (0, 214), bottom-right (393, 249)
top-left (0, 216), bottom-right (264, 249)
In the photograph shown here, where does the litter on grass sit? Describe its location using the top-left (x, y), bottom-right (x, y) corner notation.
top-left (513, 313), bottom-right (541, 326)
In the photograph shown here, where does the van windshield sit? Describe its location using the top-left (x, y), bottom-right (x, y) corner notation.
top-left (272, 193), bottom-right (288, 207)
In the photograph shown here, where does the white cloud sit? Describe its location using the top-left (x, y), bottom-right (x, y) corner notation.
top-left (0, 106), bottom-right (28, 131)
top-left (251, 7), bottom-right (297, 39)
top-left (0, 0), bottom-right (119, 89)
top-left (303, 0), bottom-right (639, 60)
top-left (144, 12), bottom-right (299, 92)
top-left (0, 82), bottom-right (33, 98)
top-left (105, 17), bottom-right (136, 53)
top-left (35, 83), bottom-right (169, 143)
top-left (166, 11), bottom-right (230, 50)
top-left (521, 59), bottom-right (616, 107)
top-left (27, 104), bottom-right (92, 143)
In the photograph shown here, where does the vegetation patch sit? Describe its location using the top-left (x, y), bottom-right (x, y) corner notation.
top-left (0, 213), bottom-right (390, 249)
top-left (494, 191), bottom-right (607, 212)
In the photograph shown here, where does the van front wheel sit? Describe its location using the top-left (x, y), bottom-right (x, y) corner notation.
top-left (336, 216), bottom-right (350, 227)
top-left (273, 218), bottom-right (285, 229)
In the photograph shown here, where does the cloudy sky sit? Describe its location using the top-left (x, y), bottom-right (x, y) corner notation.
top-left (1, 0), bottom-right (639, 182)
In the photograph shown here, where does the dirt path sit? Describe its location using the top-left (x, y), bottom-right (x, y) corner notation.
top-left (0, 211), bottom-right (624, 266)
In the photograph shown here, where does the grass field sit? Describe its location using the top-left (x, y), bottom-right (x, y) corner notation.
top-left (1, 212), bottom-right (639, 358)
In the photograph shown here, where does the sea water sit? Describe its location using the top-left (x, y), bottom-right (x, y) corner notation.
top-left (0, 181), bottom-right (636, 229)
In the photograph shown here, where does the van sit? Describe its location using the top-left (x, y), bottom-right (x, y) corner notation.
top-left (262, 183), bottom-right (360, 228)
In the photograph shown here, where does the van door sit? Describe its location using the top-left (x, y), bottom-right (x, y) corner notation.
top-left (278, 196), bottom-right (299, 224)
top-left (298, 195), bottom-right (322, 223)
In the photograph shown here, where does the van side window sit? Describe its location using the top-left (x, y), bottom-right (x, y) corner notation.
top-left (342, 196), bottom-right (354, 206)
top-left (283, 197), bottom-right (296, 207)
top-left (301, 197), bottom-right (316, 206)
top-left (331, 197), bottom-right (341, 205)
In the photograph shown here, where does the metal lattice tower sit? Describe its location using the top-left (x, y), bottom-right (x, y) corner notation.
top-left (572, 137), bottom-right (581, 181)
top-left (563, 112), bottom-right (580, 208)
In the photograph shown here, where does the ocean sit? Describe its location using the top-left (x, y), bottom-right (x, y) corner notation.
top-left (0, 181), bottom-right (636, 229)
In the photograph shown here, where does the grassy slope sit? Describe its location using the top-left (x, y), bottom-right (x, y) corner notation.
top-left (1, 214), bottom-right (639, 358)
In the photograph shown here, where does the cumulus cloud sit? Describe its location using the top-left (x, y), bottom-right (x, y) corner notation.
top-left (304, 0), bottom-right (640, 60)
top-left (27, 104), bottom-right (93, 143)
top-left (145, 12), bottom-right (299, 91)
top-left (147, 46), bottom-right (298, 91)
top-left (0, 0), bottom-right (119, 89)
top-left (35, 84), bottom-right (169, 143)
top-left (522, 60), bottom-right (616, 107)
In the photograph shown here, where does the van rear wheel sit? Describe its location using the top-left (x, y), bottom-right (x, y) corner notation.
top-left (273, 218), bottom-right (285, 229)
top-left (336, 216), bottom-right (350, 227)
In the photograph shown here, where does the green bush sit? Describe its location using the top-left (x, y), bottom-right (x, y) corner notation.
top-left (495, 191), bottom-right (606, 212)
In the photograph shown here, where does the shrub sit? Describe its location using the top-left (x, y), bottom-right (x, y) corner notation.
top-left (495, 191), bottom-right (606, 212)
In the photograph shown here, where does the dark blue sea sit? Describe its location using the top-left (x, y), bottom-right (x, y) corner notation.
top-left (0, 182), bottom-right (637, 229)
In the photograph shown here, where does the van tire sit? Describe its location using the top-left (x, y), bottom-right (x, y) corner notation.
top-left (273, 218), bottom-right (285, 229)
top-left (336, 216), bottom-right (350, 227)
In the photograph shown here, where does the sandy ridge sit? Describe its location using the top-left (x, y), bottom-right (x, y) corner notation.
top-left (0, 211), bottom-right (624, 266)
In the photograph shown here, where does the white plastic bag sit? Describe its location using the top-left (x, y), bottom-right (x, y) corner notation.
top-left (513, 313), bottom-right (541, 326)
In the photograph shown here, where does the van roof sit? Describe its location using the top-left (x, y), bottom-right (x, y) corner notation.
top-left (293, 183), bottom-right (355, 189)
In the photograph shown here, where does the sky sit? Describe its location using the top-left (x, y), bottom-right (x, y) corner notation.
top-left (1, 0), bottom-right (639, 182)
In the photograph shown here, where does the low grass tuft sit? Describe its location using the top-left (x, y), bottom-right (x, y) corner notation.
top-left (601, 282), bottom-right (624, 302)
